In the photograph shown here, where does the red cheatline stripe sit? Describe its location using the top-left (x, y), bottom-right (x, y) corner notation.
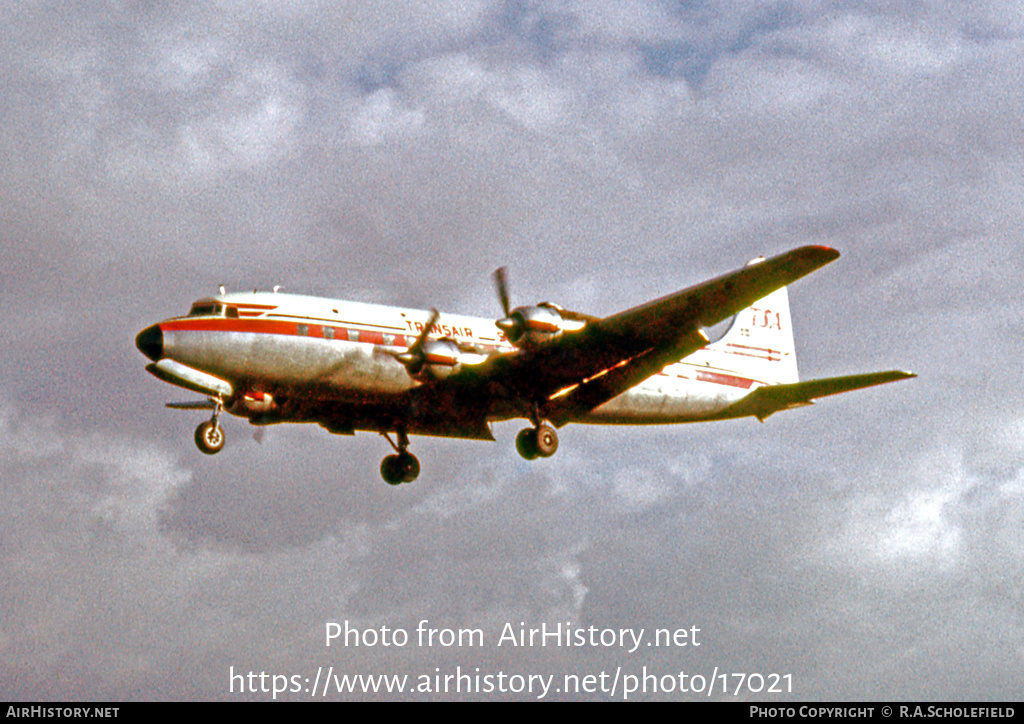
top-left (725, 349), bottom-right (781, 362)
top-left (726, 343), bottom-right (779, 354)
top-left (696, 370), bottom-right (755, 389)
top-left (160, 317), bottom-right (509, 354)
top-left (165, 318), bottom-right (299, 335)
top-left (163, 318), bottom-right (419, 348)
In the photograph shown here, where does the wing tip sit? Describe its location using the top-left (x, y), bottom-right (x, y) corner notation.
top-left (803, 244), bottom-right (841, 263)
top-left (761, 245), bottom-right (840, 284)
top-left (882, 369), bottom-right (917, 380)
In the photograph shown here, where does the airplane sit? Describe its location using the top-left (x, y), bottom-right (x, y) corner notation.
top-left (134, 246), bottom-right (915, 485)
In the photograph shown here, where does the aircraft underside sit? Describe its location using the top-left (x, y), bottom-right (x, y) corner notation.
top-left (178, 360), bottom-right (760, 485)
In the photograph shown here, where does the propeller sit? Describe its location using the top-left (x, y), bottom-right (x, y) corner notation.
top-left (394, 308), bottom-right (440, 376)
top-left (494, 267), bottom-right (512, 318)
top-left (493, 267), bottom-right (526, 343)
top-left (492, 267), bottom-right (581, 345)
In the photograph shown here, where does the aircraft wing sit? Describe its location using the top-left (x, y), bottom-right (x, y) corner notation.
top-left (719, 370), bottom-right (918, 421)
top-left (595, 245), bottom-right (839, 342)
top-left (407, 246), bottom-right (841, 428)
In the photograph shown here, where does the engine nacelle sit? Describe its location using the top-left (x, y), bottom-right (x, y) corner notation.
top-left (497, 302), bottom-right (584, 346)
top-left (396, 338), bottom-right (464, 381)
top-left (229, 391), bottom-right (275, 416)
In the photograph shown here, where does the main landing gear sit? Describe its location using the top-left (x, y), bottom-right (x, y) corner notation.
top-left (380, 431), bottom-right (420, 485)
top-left (194, 399), bottom-right (226, 455)
top-left (515, 422), bottom-right (559, 460)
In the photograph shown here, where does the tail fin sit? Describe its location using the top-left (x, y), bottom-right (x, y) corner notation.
top-left (695, 270), bottom-right (918, 420)
top-left (700, 282), bottom-right (799, 386)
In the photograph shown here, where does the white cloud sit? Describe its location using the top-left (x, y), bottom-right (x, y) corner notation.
top-left (877, 486), bottom-right (963, 564)
top-left (344, 88), bottom-right (426, 147)
top-left (819, 444), bottom-right (1024, 580)
top-left (612, 466), bottom-right (670, 511)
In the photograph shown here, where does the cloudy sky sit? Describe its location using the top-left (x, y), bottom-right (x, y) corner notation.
top-left (2, 0), bottom-right (1022, 701)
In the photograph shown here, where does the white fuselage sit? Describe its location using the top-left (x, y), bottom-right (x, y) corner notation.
top-left (141, 290), bottom-right (771, 433)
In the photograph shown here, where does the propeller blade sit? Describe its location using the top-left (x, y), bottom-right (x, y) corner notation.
top-left (493, 267), bottom-right (511, 318)
top-left (493, 266), bottom-right (524, 341)
top-left (394, 308), bottom-right (439, 373)
top-left (413, 308), bottom-right (440, 352)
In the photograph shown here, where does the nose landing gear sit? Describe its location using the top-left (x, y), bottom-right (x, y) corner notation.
top-left (194, 399), bottom-right (226, 455)
top-left (380, 431), bottom-right (420, 485)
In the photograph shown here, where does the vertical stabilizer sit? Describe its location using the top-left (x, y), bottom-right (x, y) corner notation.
top-left (700, 281), bottom-right (800, 386)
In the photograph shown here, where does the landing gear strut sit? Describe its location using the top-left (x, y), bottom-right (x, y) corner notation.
top-left (516, 422), bottom-right (558, 460)
top-left (380, 431), bottom-right (420, 485)
top-left (194, 399), bottom-right (225, 455)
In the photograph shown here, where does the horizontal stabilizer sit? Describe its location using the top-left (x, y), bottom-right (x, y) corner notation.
top-left (166, 400), bottom-right (218, 410)
top-left (728, 370), bottom-right (917, 421)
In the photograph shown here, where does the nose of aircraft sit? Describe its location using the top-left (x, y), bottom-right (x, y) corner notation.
top-left (135, 324), bottom-right (163, 361)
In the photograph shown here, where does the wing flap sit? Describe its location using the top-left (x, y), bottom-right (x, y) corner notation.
top-left (544, 328), bottom-right (711, 426)
top-left (725, 370), bottom-right (917, 421)
top-left (315, 392), bottom-right (497, 441)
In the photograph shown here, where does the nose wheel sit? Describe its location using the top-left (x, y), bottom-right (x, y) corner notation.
top-left (516, 422), bottom-right (558, 460)
top-left (194, 419), bottom-right (225, 454)
top-left (380, 431), bottom-right (420, 485)
top-left (194, 398), bottom-right (226, 455)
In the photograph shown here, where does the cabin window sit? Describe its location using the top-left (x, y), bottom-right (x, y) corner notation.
top-left (297, 324), bottom-right (309, 336)
top-left (323, 327), bottom-right (335, 340)
top-left (349, 329), bottom-right (359, 342)
top-left (225, 306), bottom-right (239, 318)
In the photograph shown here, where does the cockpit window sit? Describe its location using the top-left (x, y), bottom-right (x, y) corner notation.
top-left (188, 302), bottom-right (221, 317)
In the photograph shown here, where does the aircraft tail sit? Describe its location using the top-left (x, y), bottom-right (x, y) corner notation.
top-left (692, 263), bottom-right (918, 420)
top-left (700, 281), bottom-right (800, 386)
